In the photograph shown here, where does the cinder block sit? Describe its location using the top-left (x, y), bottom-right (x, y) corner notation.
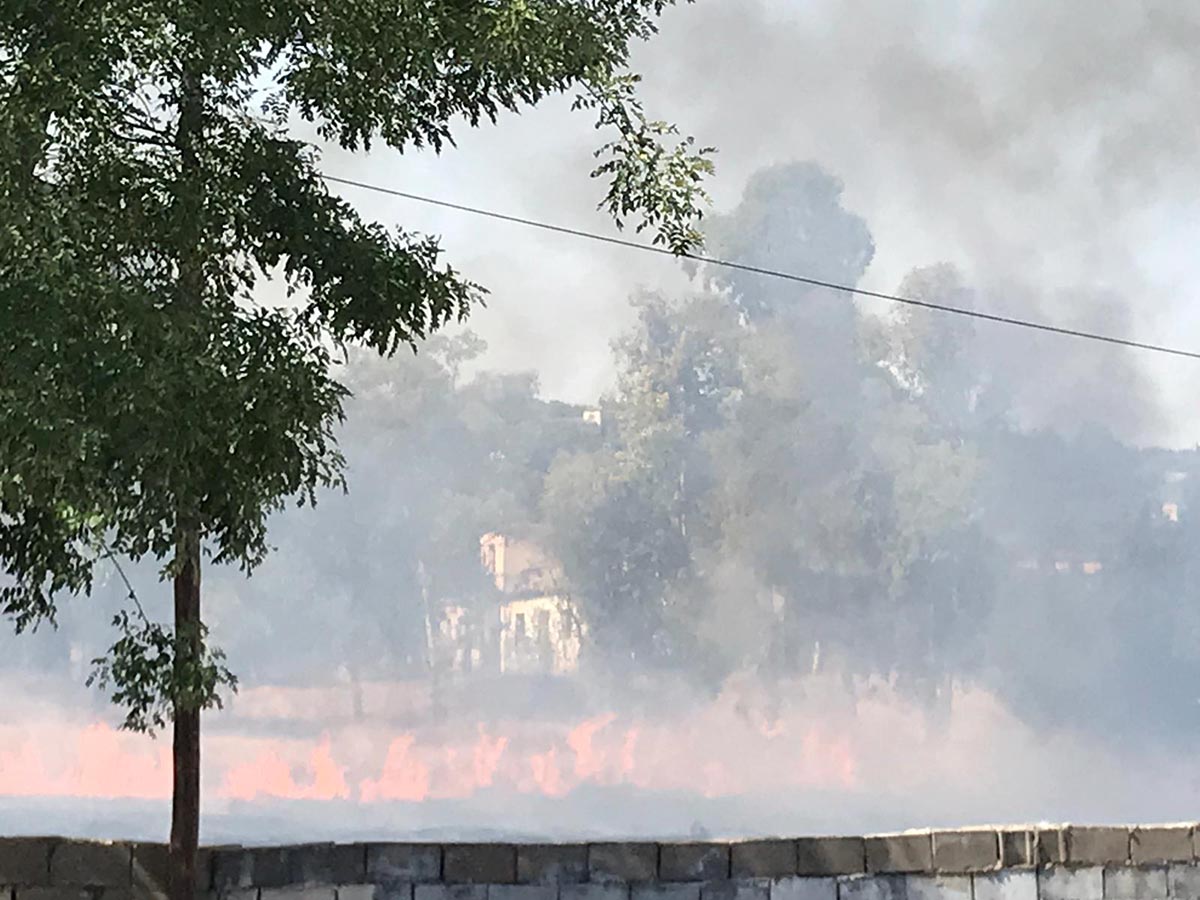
top-left (290, 845), bottom-right (364, 886)
top-left (731, 843), bottom-right (795, 879)
top-left (0, 838), bottom-right (53, 886)
top-left (131, 843), bottom-right (212, 892)
top-left (368, 846), bottom-right (442, 884)
top-left (562, 886), bottom-right (630, 900)
top-left (865, 836), bottom-right (932, 875)
top-left (375, 884), bottom-right (415, 900)
top-left (1039, 867), bottom-right (1103, 900)
top-left (1037, 831), bottom-right (1067, 867)
top-left (1000, 833), bottom-right (1035, 869)
top-left (973, 871), bottom-right (1036, 900)
top-left (212, 849), bottom-right (254, 890)
top-left (15, 889), bottom-right (91, 900)
top-left (632, 885), bottom-right (701, 900)
top-left (334, 886), bottom-right (376, 900)
top-left (131, 844), bottom-right (168, 894)
top-left (191, 847), bottom-right (215, 892)
top-left (444, 846), bottom-right (516, 885)
top-left (490, 885), bottom-right (558, 900)
top-left (1104, 866), bottom-right (1167, 899)
top-left (518, 846), bottom-right (588, 885)
top-left (1132, 829), bottom-right (1193, 865)
top-left (250, 848), bottom-right (292, 888)
top-left (415, 885), bottom-right (489, 900)
top-left (661, 846), bottom-right (729, 882)
top-left (769, 875), bottom-right (836, 900)
top-left (1067, 829), bottom-right (1129, 866)
top-left (701, 880), bottom-right (769, 900)
top-left (796, 840), bottom-right (864, 877)
top-left (261, 888), bottom-right (336, 900)
top-left (50, 841), bottom-right (132, 887)
top-left (215, 890), bottom-right (260, 900)
top-left (836, 874), bottom-right (905, 900)
top-left (589, 845), bottom-right (658, 884)
top-left (905, 876), bottom-right (971, 900)
top-left (235, 843), bottom-right (361, 887)
top-left (932, 832), bottom-right (999, 873)
top-left (1170, 863), bottom-right (1200, 898)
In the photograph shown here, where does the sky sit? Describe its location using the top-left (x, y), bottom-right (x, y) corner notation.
top-left (300, 0), bottom-right (1200, 448)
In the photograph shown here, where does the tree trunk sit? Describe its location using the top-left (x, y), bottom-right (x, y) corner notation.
top-left (169, 531), bottom-right (201, 900)
top-left (418, 561), bottom-right (445, 720)
top-left (169, 61), bottom-right (205, 900)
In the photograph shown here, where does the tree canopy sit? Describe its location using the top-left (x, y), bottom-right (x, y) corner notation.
top-left (0, 0), bottom-right (713, 641)
top-left (0, 2), bottom-right (714, 894)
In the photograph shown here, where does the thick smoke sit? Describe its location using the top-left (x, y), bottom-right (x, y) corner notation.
top-left (633, 0), bottom-right (1200, 446)
top-left (302, 0), bottom-right (1200, 444)
top-left (638, 1), bottom-right (1200, 446)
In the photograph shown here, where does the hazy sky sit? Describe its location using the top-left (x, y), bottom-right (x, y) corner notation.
top-left (302, 0), bottom-right (1200, 448)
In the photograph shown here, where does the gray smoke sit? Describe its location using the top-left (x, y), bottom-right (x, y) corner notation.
top-left (629, 0), bottom-right (1200, 445)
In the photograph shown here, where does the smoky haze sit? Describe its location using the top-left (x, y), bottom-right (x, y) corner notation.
top-left (5, 0), bottom-right (1200, 843)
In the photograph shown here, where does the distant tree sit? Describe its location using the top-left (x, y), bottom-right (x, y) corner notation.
top-left (540, 291), bottom-right (745, 669)
top-left (866, 265), bottom-right (984, 429)
top-left (543, 447), bottom-right (692, 667)
top-left (0, 4), bottom-right (713, 895)
top-left (227, 336), bottom-right (599, 689)
top-left (698, 162), bottom-right (875, 323)
top-left (544, 167), bottom-right (980, 692)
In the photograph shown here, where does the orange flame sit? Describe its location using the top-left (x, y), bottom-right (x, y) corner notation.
top-left (567, 713), bottom-right (617, 781)
top-left (472, 725), bottom-right (508, 788)
top-left (529, 747), bottom-right (568, 797)
top-left (220, 734), bottom-right (349, 801)
top-left (359, 735), bottom-right (430, 803)
top-left (0, 722), bottom-right (171, 799)
top-left (2, 677), bottom-right (876, 805)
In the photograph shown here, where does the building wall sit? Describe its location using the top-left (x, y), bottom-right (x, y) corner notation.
top-left (480, 533), bottom-right (562, 596)
top-left (498, 594), bottom-right (583, 675)
top-left (478, 533), bottom-right (583, 675)
top-left (433, 604), bottom-right (485, 674)
top-left (2, 825), bottom-right (1198, 900)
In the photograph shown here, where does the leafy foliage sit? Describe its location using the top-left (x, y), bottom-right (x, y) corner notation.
top-left (87, 611), bottom-right (237, 734)
top-left (0, 0), bottom-right (712, 738)
top-left (540, 163), bottom-right (981, 689)
top-left (578, 74), bottom-right (716, 253)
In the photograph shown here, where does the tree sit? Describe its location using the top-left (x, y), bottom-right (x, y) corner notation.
top-left (0, 4), bottom-right (713, 896)
top-left (542, 164), bottom-right (982, 696)
top-left (224, 336), bottom-right (598, 697)
top-left (697, 162), bottom-right (875, 323)
top-left (540, 291), bottom-right (743, 671)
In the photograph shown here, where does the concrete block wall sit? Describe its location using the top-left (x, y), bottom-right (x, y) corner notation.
top-left (4, 825), bottom-right (1200, 900)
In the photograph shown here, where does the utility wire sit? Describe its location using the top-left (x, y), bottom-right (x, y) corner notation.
top-left (322, 174), bottom-right (1200, 362)
top-left (83, 523), bottom-right (149, 625)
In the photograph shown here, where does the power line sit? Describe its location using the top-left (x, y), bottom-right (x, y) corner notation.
top-left (321, 173), bottom-right (1200, 362)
